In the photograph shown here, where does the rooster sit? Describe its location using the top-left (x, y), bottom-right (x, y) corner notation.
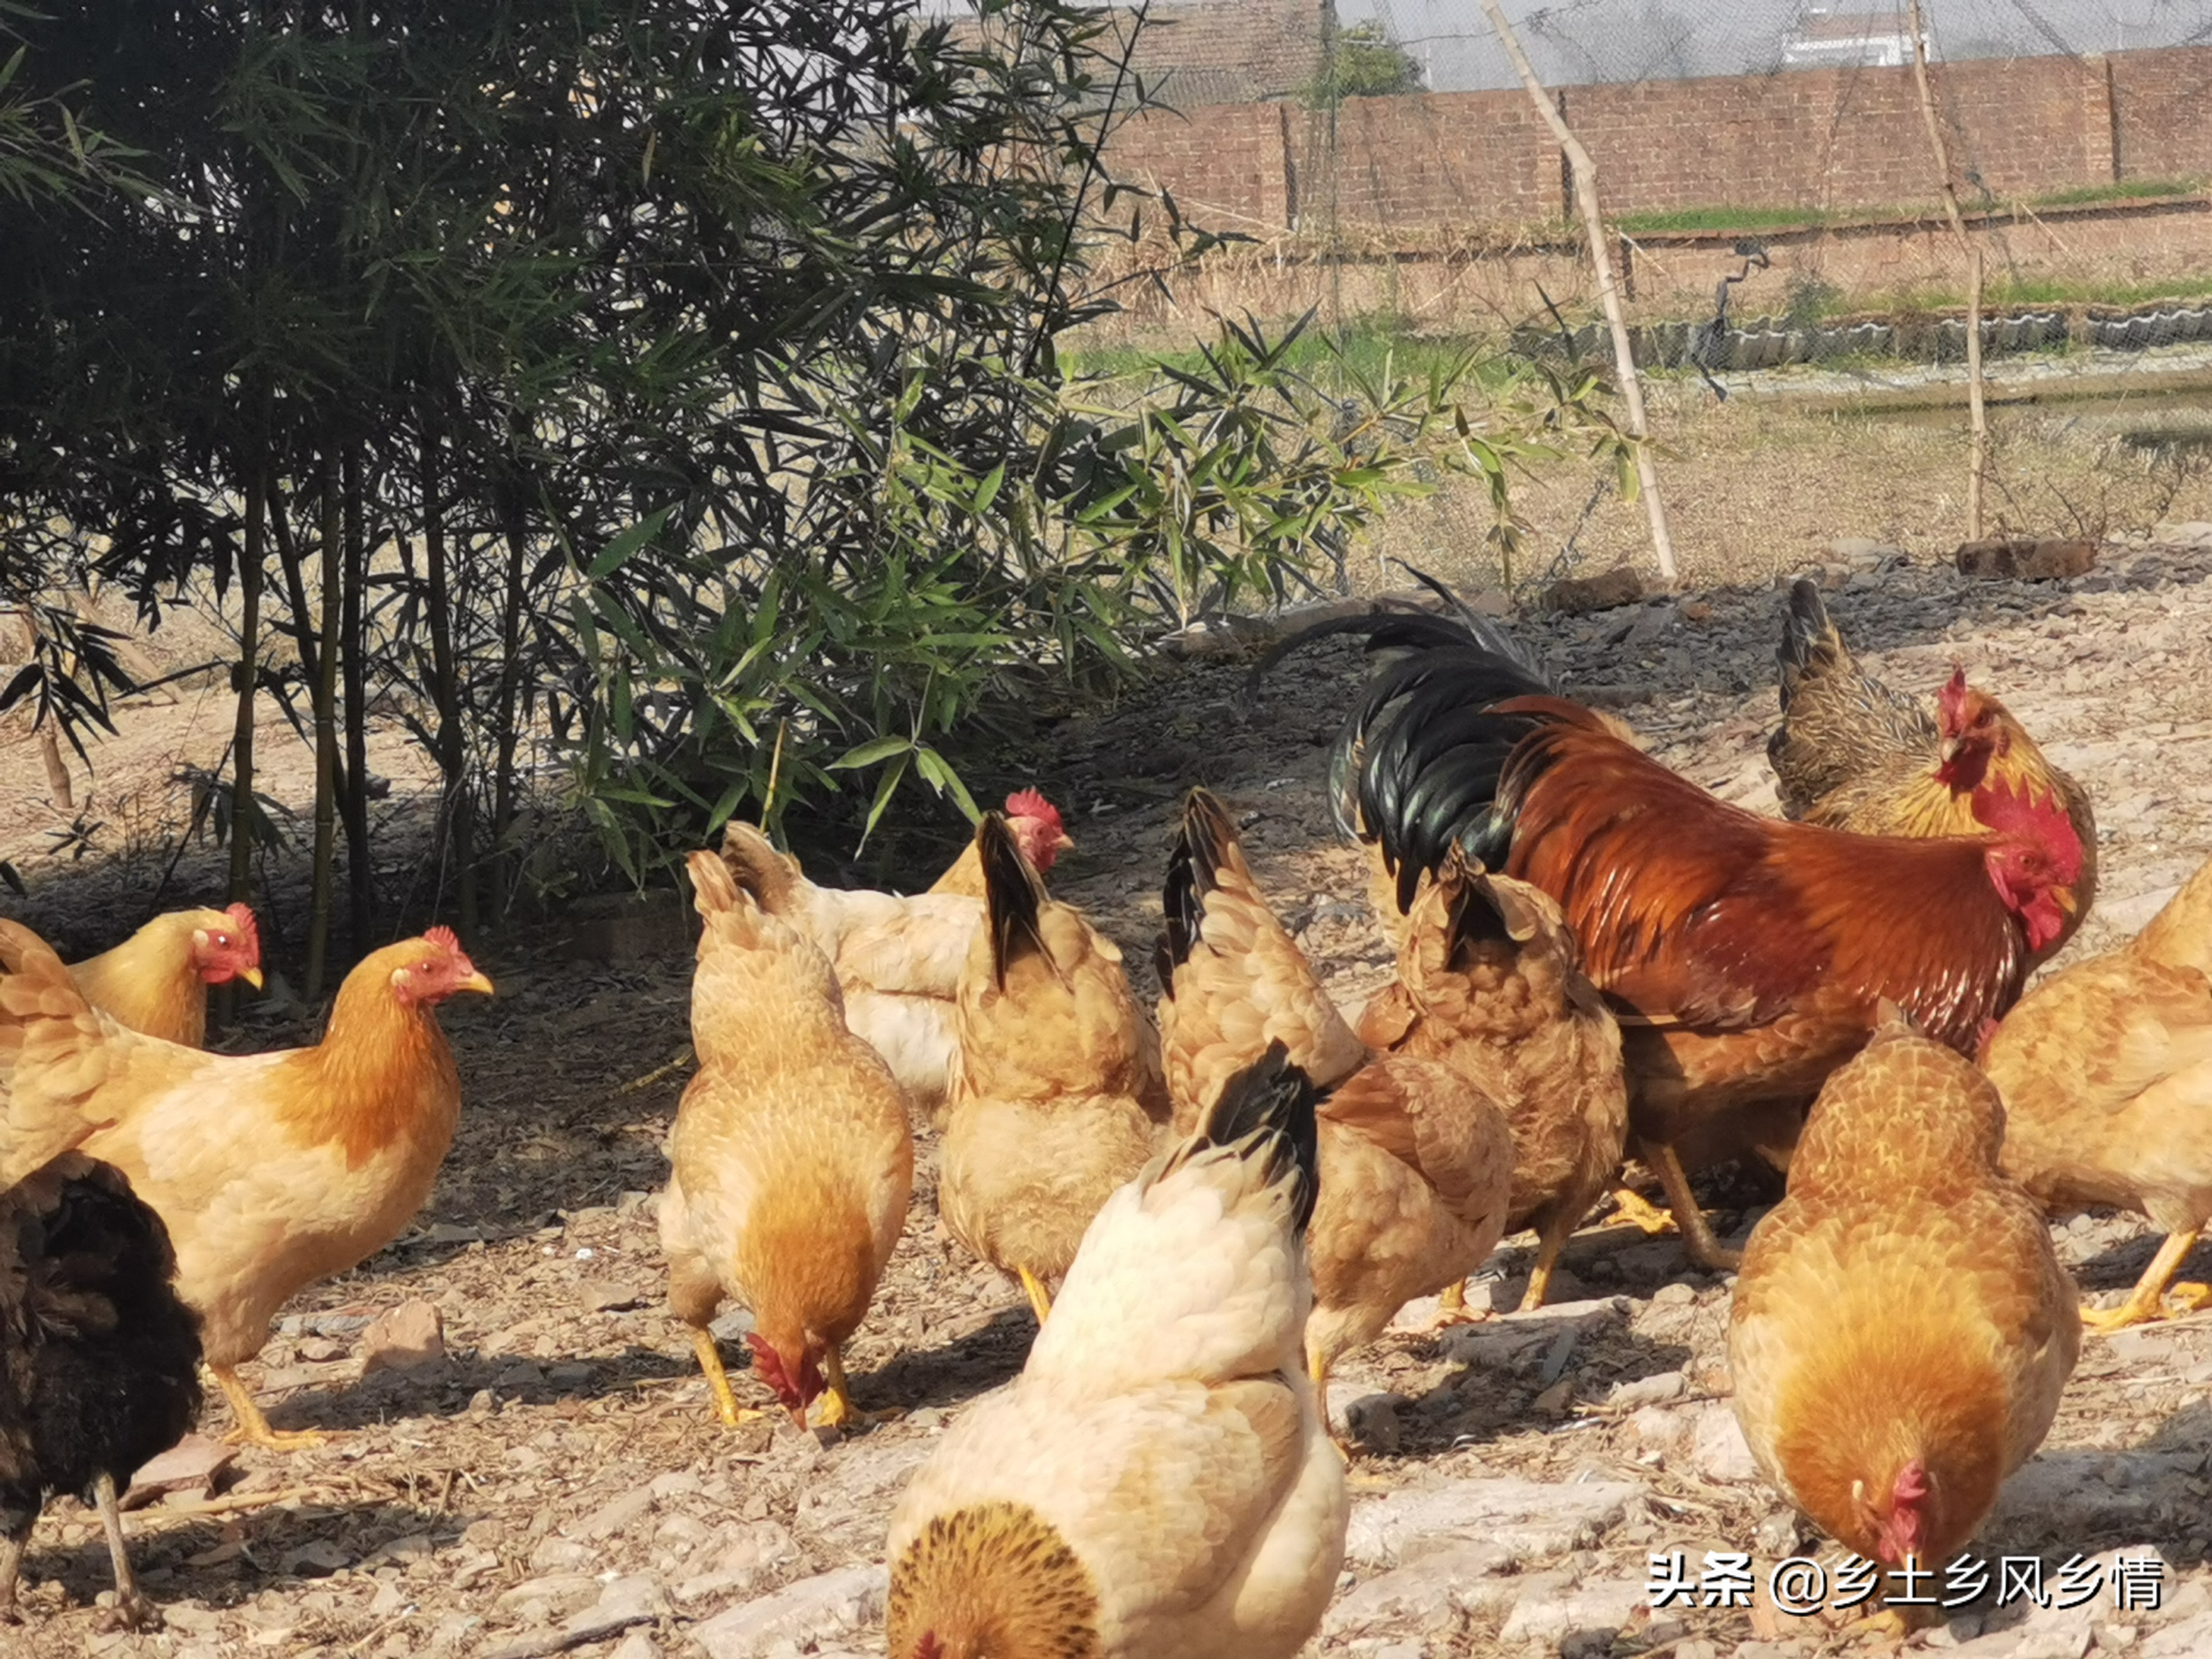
top-left (1155, 790), bottom-right (1513, 1418)
top-left (939, 813), bottom-right (1170, 1324)
top-left (1769, 578), bottom-right (2095, 958)
top-left (1, 923), bottom-right (493, 1449)
top-left (660, 851), bottom-right (913, 1429)
top-left (0, 1156), bottom-right (202, 1629)
top-left (719, 789), bottom-right (1073, 1120)
top-left (1982, 852), bottom-right (2212, 1330)
top-left (886, 1044), bottom-right (1345, 1659)
top-left (1731, 1017), bottom-right (2078, 1612)
top-left (1315, 615), bottom-right (2085, 1269)
top-left (67, 905), bottom-right (263, 1046)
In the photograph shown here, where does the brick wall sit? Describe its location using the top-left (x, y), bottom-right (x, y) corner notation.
top-left (1104, 44), bottom-right (2212, 232)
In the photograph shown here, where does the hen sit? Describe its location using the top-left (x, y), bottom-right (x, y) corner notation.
top-left (886, 1044), bottom-right (1345, 1659)
top-left (1982, 853), bottom-right (2212, 1330)
top-left (1730, 1018), bottom-right (2078, 1606)
top-left (4, 925), bottom-right (493, 1449)
top-left (939, 813), bottom-right (1170, 1324)
top-left (1769, 578), bottom-right (2095, 957)
top-left (659, 850), bottom-right (914, 1430)
top-left (719, 789), bottom-right (1072, 1120)
top-left (1356, 851), bottom-right (1629, 1312)
top-left (1155, 790), bottom-right (1513, 1416)
top-left (0, 1156), bottom-right (201, 1629)
top-left (68, 905), bottom-right (263, 1046)
top-left (1324, 615), bottom-right (2084, 1269)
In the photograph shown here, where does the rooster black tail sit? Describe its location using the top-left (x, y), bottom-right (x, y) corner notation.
top-left (1775, 577), bottom-right (1843, 714)
top-left (1200, 1041), bottom-right (1321, 1238)
top-left (978, 813), bottom-right (1049, 991)
top-left (1156, 788), bottom-right (1238, 988)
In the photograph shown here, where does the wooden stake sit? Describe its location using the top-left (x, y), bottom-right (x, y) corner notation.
top-left (1477, 0), bottom-right (1676, 587)
top-left (1906, 0), bottom-right (1987, 540)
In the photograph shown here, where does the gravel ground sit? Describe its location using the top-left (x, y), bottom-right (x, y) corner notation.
top-left (8, 529), bottom-right (2212, 1659)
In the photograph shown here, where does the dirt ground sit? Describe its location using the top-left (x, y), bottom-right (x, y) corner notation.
top-left (8, 527), bottom-right (2212, 1659)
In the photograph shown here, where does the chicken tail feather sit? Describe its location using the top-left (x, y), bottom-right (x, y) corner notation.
top-left (1775, 577), bottom-right (1844, 714)
top-left (978, 813), bottom-right (1048, 991)
top-left (1159, 788), bottom-right (1238, 977)
top-left (717, 822), bottom-right (799, 914)
top-left (1193, 1041), bottom-right (1320, 1237)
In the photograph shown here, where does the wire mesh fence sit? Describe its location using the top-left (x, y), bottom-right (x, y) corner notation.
top-left (1075, 0), bottom-right (2212, 596)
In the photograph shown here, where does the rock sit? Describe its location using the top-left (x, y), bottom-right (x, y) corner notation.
top-left (1444, 1295), bottom-right (1626, 1370)
top-left (2145, 1613), bottom-right (2212, 1656)
top-left (2150, 520), bottom-right (2212, 548)
top-left (495, 1575), bottom-right (601, 1620)
top-left (123, 1435), bottom-right (235, 1508)
top-left (1607, 1370), bottom-right (1687, 1410)
top-left (572, 1481), bottom-right (657, 1541)
top-left (691, 1564), bottom-right (888, 1659)
top-left (1956, 536), bottom-right (2099, 581)
top-left (1343, 1392), bottom-right (1403, 1452)
top-left (1546, 565), bottom-right (1648, 614)
top-left (1322, 1546), bottom-right (1527, 1638)
top-left (607, 1634), bottom-right (662, 1659)
top-left (359, 1299), bottom-right (445, 1375)
top-left (1499, 1572), bottom-right (1647, 1647)
top-left (580, 1279), bottom-right (645, 1313)
top-left (1690, 1403), bottom-right (1761, 1483)
top-left (561, 1575), bottom-right (668, 1644)
top-left (280, 1538), bottom-right (349, 1578)
top-left (1991, 1453), bottom-right (2203, 1533)
top-left (674, 1520), bottom-right (802, 1606)
top-left (1830, 535), bottom-right (1904, 569)
top-left (709, 1307), bottom-right (756, 1342)
top-left (1344, 1475), bottom-right (1643, 1570)
top-left (528, 1534), bottom-right (594, 1574)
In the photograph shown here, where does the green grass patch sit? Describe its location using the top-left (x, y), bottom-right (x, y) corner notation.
top-left (1066, 313), bottom-right (1521, 392)
top-left (1617, 178), bottom-right (2207, 238)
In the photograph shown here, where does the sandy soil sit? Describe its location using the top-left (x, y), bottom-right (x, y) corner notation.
top-left (7, 534), bottom-right (2212, 1659)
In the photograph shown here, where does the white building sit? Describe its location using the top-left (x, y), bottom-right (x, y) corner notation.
top-left (1780, 8), bottom-right (1932, 70)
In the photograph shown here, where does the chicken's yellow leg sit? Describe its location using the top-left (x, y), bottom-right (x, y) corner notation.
top-left (1517, 1218), bottom-right (1573, 1313)
top-left (2083, 1228), bottom-right (2206, 1332)
top-left (1610, 1187), bottom-right (1677, 1235)
top-left (1644, 1141), bottom-right (1741, 1273)
top-left (1018, 1266), bottom-right (1054, 1326)
top-left (212, 1363), bottom-right (329, 1451)
top-left (689, 1328), bottom-right (766, 1427)
top-left (814, 1344), bottom-right (902, 1430)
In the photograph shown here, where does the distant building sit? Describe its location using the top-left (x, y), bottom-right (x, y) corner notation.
top-left (1122, 0), bottom-right (1322, 107)
top-left (1780, 8), bottom-right (1931, 70)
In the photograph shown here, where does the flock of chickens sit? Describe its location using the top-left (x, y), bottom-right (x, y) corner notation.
top-left (1, 572), bottom-right (2209, 1654)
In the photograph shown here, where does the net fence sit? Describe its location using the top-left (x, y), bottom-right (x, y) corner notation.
top-left (1071, 0), bottom-right (2212, 595)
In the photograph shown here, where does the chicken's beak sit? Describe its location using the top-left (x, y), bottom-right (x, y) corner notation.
top-left (2055, 887), bottom-right (2079, 916)
top-left (1936, 736), bottom-right (1960, 764)
top-left (458, 970), bottom-right (496, 996)
top-left (1052, 833), bottom-right (1075, 855)
top-left (238, 966), bottom-right (264, 991)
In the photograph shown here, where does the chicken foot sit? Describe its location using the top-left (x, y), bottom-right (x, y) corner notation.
top-left (1642, 1140), bottom-right (1741, 1273)
top-left (212, 1364), bottom-right (329, 1451)
top-left (815, 1345), bottom-right (902, 1431)
top-left (2082, 1227), bottom-right (2212, 1333)
top-left (1609, 1187), bottom-right (1678, 1236)
top-left (93, 1472), bottom-right (153, 1631)
top-left (0, 1506), bottom-right (33, 1624)
top-left (687, 1329), bottom-right (769, 1428)
top-left (1017, 1265), bottom-right (1054, 1326)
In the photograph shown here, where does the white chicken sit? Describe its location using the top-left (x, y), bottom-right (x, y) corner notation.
top-left (886, 1043), bottom-right (1347, 1659)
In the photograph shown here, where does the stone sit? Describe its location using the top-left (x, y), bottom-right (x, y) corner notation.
top-left (1498, 1573), bottom-right (1647, 1646)
top-left (495, 1575), bottom-right (601, 1620)
top-left (691, 1564), bottom-right (888, 1659)
top-left (1344, 1475), bottom-right (1643, 1570)
top-left (359, 1299), bottom-right (445, 1376)
top-left (580, 1279), bottom-right (645, 1313)
top-left (674, 1520), bottom-right (802, 1606)
top-left (1956, 537), bottom-right (2099, 581)
top-left (572, 1481), bottom-right (657, 1541)
top-left (561, 1575), bottom-right (668, 1644)
top-left (607, 1634), bottom-right (662, 1659)
top-left (2143, 1614), bottom-right (2211, 1656)
top-left (1607, 1370), bottom-right (1687, 1410)
top-left (528, 1534), bottom-right (594, 1574)
top-left (1830, 536), bottom-right (1904, 569)
top-left (280, 1539), bottom-right (349, 1578)
top-left (1321, 1546), bottom-right (1527, 1638)
top-left (123, 1435), bottom-right (236, 1508)
top-left (1546, 565), bottom-right (1648, 614)
top-left (1690, 1403), bottom-right (1761, 1483)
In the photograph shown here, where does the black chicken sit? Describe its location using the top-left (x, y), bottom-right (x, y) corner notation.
top-left (1, 1155), bottom-right (202, 1628)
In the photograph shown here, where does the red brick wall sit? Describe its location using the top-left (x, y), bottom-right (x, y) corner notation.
top-left (1103, 44), bottom-right (2212, 232)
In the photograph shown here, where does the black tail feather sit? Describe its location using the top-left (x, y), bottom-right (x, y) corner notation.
top-left (1202, 1041), bottom-right (1321, 1237)
top-left (1159, 789), bottom-right (1237, 979)
top-left (978, 814), bottom-right (1047, 990)
top-left (1775, 577), bottom-right (1837, 714)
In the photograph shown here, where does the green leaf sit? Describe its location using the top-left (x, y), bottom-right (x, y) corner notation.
top-left (831, 734), bottom-right (915, 771)
top-left (588, 506), bottom-right (675, 580)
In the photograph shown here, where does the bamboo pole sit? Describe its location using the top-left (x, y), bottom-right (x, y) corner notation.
top-left (1906, 0), bottom-right (1986, 540)
top-left (227, 444), bottom-right (266, 907)
top-left (1476, 0), bottom-right (1675, 587)
top-left (305, 451), bottom-right (343, 1000)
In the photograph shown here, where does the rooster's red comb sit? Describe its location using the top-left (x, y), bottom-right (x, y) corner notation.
top-left (1937, 666), bottom-right (1972, 735)
top-left (423, 925), bottom-right (463, 957)
top-left (1004, 788), bottom-right (1062, 831)
top-left (1974, 778), bottom-right (2083, 882)
top-left (223, 902), bottom-right (260, 948)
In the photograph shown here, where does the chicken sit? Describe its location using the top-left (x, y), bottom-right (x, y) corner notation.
top-left (1769, 578), bottom-right (2095, 958)
top-left (0, 1156), bottom-right (201, 1629)
top-left (1, 925), bottom-right (493, 1450)
top-left (1154, 790), bottom-right (1513, 1415)
top-left (939, 813), bottom-right (1170, 1324)
top-left (1982, 853), bottom-right (2212, 1331)
top-left (719, 788), bottom-right (1073, 1121)
top-left (659, 850), bottom-right (914, 1430)
top-left (886, 1044), bottom-right (1345, 1659)
top-left (1322, 616), bottom-right (2086, 1270)
top-left (1356, 850), bottom-right (1629, 1312)
top-left (66, 905), bottom-right (263, 1047)
top-left (1729, 1017), bottom-right (2078, 1602)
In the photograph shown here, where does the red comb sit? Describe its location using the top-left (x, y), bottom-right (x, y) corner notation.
top-left (423, 925), bottom-right (463, 956)
top-left (1004, 787), bottom-right (1061, 830)
top-left (1937, 666), bottom-right (1972, 734)
top-left (224, 903), bottom-right (260, 949)
top-left (1975, 779), bottom-right (2083, 881)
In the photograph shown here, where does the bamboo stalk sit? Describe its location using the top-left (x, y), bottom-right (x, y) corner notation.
top-left (1906, 0), bottom-right (1987, 540)
top-left (420, 415), bottom-right (475, 937)
top-left (489, 488), bottom-right (530, 918)
top-left (340, 440), bottom-right (372, 948)
top-left (228, 445), bottom-right (266, 908)
top-left (1477, 0), bottom-right (1675, 586)
top-left (305, 451), bottom-right (343, 1000)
